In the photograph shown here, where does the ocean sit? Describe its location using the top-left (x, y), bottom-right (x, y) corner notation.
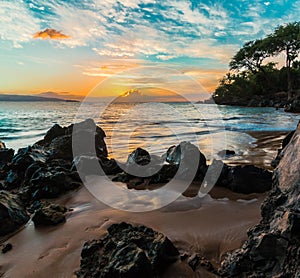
top-left (0, 101), bottom-right (299, 162)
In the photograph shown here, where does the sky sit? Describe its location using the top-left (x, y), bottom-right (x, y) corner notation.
top-left (0, 0), bottom-right (299, 100)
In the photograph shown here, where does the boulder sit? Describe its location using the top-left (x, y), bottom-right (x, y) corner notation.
top-left (43, 123), bottom-right (66, 144)
top-left (112, 164), bottom-right (178, 188)
top-left (127, 148), bottom-right (151, 165)
top-left (0, 190), bottom-right (30, 236)
top-left (26, 165), bottom-right (82, 200)
top-left (0, 148), bottom-right (14, 170)
top-left (165, 142), bottom-right (207, 180)
top-left (10, 147), bottom-right (48, 171)
top-left (4, 147), bottom-right (48, 190)
top-left (219, 121), bottom-right (300, 277)
top-left (77, 222), bottom-right (179, 278)
top-left (187, 254), bottom-right (217, 274)
top-left (36, 119), bottom-right (108, 161)
top-left (72, 156), bottom-right (122, 177)
top-left (225, 165), bottom-right (272, 194)
top-left (32, 201), bottom-right (67, 226)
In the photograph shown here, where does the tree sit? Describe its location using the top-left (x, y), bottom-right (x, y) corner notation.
top-left (229, 39), bottom-right (270, 73)
top-left (267, 22), bottom-right (300, 99)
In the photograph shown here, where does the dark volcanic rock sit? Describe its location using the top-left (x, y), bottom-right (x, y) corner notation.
top-left (2, 119), bottom-right (112, 202)
top-left (77, 222), bottom-right (179, 278)
top-left (32, 201), bottom-right (67, 226)
top-left (271, 130), bottom-right (295, 168)
top-left (220, 121), bottom-right (300, 277)
top-left (36, 119), bottom-right (108, 161)
top-left (217, 149), bottom-right (236, 157)
top-left (225, 165), bottom-right (272, 194)
top-left (43, 123), bottom-right (66, 144)
top-left (165, 142), bottom-right (207, 180)
top-left (284, 98), bottom-right (300, 113)
top-left (187, 254), bottom-right (217, 274)
top-left (165, 141), bottom-right (206, 166)
top-left (73, 156), bottom-right (122, 178)
top-left (0, 148), bottom-right (14, 170)
top-left (211, 161), bottom-right (272, 194)
top-left (26, 165), bottom-right (82, 200)
top-left (4, 147), bottom-right (48, 190)
top-left (127, 148), bottom-right (151, 165)
top-left (0, 190), bottom-right (30, 236)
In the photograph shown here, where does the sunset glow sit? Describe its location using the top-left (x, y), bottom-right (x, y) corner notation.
top-left (0, 0), bottom-right (299, 100)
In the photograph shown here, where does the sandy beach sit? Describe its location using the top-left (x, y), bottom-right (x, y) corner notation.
top-left (0, 130), bottom-right (283, 277)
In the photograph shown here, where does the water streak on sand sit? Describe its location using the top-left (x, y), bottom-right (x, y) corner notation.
top-left (1, 185), bottom-right (266, 277)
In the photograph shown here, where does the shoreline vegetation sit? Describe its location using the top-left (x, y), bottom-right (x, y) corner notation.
top-left (0, 119), bottom-right (299, 276)
top-left (212, 22), bottom-right (300, 113)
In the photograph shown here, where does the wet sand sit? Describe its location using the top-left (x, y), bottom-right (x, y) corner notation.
top-left (1, 186), bottom-right (266, 278)
top-left (224, 131), bottom-right (288, 170)
top-left (0, 131), bottom-right (286, 277)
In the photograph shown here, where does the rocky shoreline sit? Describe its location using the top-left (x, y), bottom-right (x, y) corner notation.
top-left (213, 92), bottom-right (300, 113)
top-left (0, 119), bottom-right (299, 277)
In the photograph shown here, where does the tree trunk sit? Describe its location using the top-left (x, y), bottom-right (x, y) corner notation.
top-left (286, 47), bottom-right (293, 101)
top-left (287, 68), bottom-right (293, 100)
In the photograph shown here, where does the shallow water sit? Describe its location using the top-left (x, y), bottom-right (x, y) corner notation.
top-left (0, 102), bottom-right (299, 162)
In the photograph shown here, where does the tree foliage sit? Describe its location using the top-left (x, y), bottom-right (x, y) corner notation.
top-left (214, 22), bottom-right (300, 102)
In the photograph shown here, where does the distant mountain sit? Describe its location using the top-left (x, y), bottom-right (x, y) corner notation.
top-left (37, 91), bottom-right (83, 101)
top-left (0, 94), bottom-right (79, 102)
top-left (114, 90), bottom-right (153, 103)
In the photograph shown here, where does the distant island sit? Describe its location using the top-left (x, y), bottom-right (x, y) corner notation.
top-left (0, 94), bottom-right (79, 102)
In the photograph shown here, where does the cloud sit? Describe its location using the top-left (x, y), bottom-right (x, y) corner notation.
top-left (33, 28), bottom-right (71, 40)
top-left (1, 0), bottom-right (299, 68)
top-left (0, 1), bottom-right (40, 48)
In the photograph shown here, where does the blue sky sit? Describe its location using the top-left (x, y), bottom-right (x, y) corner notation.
top-left (0, 0), bottom-right (299, 98)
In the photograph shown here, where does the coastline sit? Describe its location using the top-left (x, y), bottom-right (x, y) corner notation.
top-left (0, 126), bottom-right (284, 277)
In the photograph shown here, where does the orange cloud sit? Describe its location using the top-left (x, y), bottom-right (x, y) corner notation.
top-left (33, 28), bottom-right (71, 40)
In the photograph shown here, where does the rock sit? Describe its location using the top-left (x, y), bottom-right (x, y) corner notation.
top-left (10, 147), bottom-right (48, 171)
top-left (1, 243), bottom-right (13, 254)
top-left (77, 222), bottom-right (179, 278)
top-left (226, 165), bottom-right (272, 194)
top-left (271, 130), bottom-right (295, 168)
top-left (27, 165), bottom-right (82, 200)
top-left (112, 164), bottom-right (178, 189)
top-left (43, 123), bottom-right (66, 143)
top-left (32, 201), bottom-right (67, 226)
top-left (207, 159), bottom-right (231, 188)
top-left (211, 161), bottom-right (272, 194)
top-left (36, 119), bottom-right (108, 161)
top-left (48, 135), bottom-right (74, 161)
top-left (284, 99), bottom-right (300, 113)
top-left (4, 147), bottom-right (48, 190)
top-left (0, 190), bottom-right (30, 236)
top-left (217, 149), bottom-right (235, 157)
top-left (127, 148), bottom-right (151, 165)
top-left (72, 156), bottom-right (122, 177)
top-left (165, 142), bottom-right (207, 180)
top-left (187, 254), bottom-right (217, 274)
top-left (4, 170), bottom-right (20, 189)
top-left (0, 148), bottom-right (14, 170)
top-left (219, 121), bottom-right (300, 277)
